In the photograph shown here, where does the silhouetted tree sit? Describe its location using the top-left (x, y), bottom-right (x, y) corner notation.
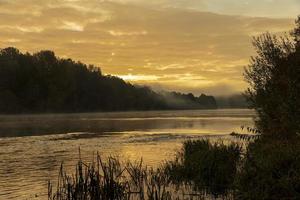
top-left (244, 16), bottom-right (300, 137)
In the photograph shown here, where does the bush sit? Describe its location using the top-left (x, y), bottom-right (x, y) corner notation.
top-left (235, 138), bottom-right (300, 199)
top-left (165, 139), bottom-right (242, 197)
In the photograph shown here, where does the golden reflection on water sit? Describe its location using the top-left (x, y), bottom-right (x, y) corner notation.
top-left (0, 109), bottom-right (254, 199)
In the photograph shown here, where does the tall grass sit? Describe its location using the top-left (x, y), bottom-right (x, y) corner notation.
top-left (48, 152), bottom-right (175, 200)
top-left (48, 155), bottom-right (128, 200)
top-left (48, 140), bottom-right (243, 200)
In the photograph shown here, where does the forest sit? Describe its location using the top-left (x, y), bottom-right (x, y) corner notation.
top-left (0, 47), bottom-right (217, 113)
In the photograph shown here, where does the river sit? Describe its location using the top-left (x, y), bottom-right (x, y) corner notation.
top-left (0, 109), bottom-right (254, 199)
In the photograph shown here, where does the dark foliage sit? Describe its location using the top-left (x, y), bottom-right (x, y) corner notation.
top-left (235, 138), bottom-right (300, 200)
top-left (0, 47), bottom-right (170, 113)
top-left (244, 16), bottom-right (300, 137)
top-left (234, 16), bottom-right (300, 199)
top-left (165, 139), bottom-right (241, 197)
top-left (0, 47), bottom-right (217, 113)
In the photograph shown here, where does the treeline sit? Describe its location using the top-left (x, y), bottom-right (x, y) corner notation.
top-left (215, 94), bottom-right (248, 108)
top-left (161, 91), bottom-right (217, 109)
top-left (0, 47), bottom-right (217, 113)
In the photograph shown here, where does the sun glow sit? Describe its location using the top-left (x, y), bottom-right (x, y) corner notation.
top-left (116, 74), bottom-right (159, 81)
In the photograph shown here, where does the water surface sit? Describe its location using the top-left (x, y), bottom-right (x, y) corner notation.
top-left (0, 109), bottom-right (254, 199)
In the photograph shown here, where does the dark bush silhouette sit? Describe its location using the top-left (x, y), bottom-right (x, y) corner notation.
top-left (236, 16), bottom-right (300, 199)
top-left (165, 139), bottom-right (241, 197)
top-left (244, 16), bottom-right (300, 137)
top-left (236, 138), bottom-right (300, 199)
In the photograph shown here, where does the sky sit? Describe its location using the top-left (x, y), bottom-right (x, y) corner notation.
top-left (0, 0), bottom-right (298, 95)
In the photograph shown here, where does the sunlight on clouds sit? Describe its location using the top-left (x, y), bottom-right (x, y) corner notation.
top-left (60, 21), bottom-right (84, 31)
top-left (0, 0), bottom-right (296, 95)
top-left (116, 74), bottom-right (159, 81)
top-left (5, 38), bottom-right (21, 43)
top-left (108, 30), bottom-right (148, 36)
top-left (71, 40), bottom-right (87, 44)
top-left (17, 26), bottom-right (44, 33)
top-left (107, 0), bottom-right (299, 18)
top-left (156, 64), bottom-right (186, 70)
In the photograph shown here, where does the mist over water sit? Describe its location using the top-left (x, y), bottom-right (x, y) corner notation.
top-left (0, 109), bottom-right (254, 199)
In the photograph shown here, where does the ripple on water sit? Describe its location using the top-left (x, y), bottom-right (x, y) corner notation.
top-left (0, 109), bottom-right (254, 199)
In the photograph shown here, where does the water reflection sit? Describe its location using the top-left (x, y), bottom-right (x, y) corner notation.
top-left (0, 109), bottom-right (254, 199)
top-left (0, 109), bottom-right (254, 137)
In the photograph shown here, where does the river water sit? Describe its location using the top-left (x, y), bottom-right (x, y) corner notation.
top-left (0, 109), bottom-right (254, 199)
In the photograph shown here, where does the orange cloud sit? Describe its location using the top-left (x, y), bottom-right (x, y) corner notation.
top-left (0, 0), bottom-right (296, 95)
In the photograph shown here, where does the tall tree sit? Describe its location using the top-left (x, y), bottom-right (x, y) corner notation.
top-left (244, 16), bottom-right (300, 137)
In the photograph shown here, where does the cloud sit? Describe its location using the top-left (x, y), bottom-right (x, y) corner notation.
top-left (59, 21), bottom-right (84, 31)
top-left (0, 0), bottom-right (296, 95)
top-left (197, 0), bottom-right (300, 18)
top-left (108, 30), bottom-right (148, 36)
top-left (102, 0), bottom-right (299, 18)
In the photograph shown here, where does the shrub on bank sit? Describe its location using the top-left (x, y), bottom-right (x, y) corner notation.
top-left (235, 137), bottom-right (300, 199)
top-left (165, 139), bottom-right (242, 197)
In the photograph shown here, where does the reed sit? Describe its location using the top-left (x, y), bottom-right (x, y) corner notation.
top-left (48, 154), bottom-right (128, 200)
top-left (48, 140), bottom-right (243, 200)
top-left (48, 152), bottom-right (177, 200)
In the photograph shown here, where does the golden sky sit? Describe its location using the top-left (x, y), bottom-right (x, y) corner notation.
top-left (0, 0), bottom-right (297, 95)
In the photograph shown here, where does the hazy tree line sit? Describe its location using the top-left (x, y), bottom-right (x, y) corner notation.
top-left (0, 47), bottom-right (217, 113)
top-left (215, 94), bottom-right (248, 108)
top-left (161, 91), bottom-right (217, 109)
